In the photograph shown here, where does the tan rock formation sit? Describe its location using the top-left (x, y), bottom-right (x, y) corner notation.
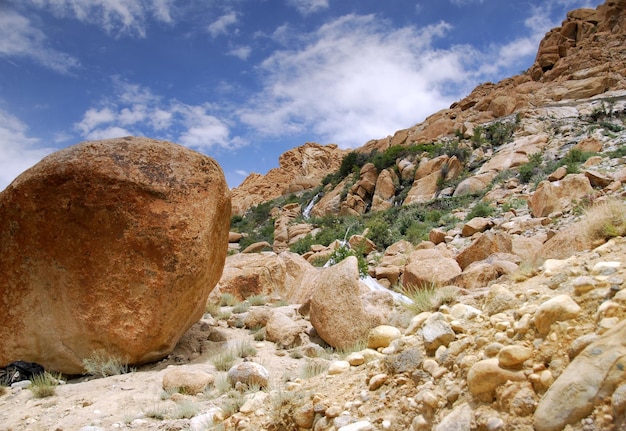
top-left (214, 252), bottom-right (287, 301)
top-left (0, 137), bottom-right (230, 374)
top-left (231, 143), bottom-right (347, 215)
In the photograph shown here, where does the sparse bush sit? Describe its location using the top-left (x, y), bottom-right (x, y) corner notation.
top-left (220, 390), bottom-right (245, 417)
top-left (326, 245), bottom-right (368, 277)
top-left (83, 351), bottom-right (131, 378)
top-left (212, 350), bottom-right (237, 372)
top-left (466, 201), bottom-right (495, 220)
top-left (247, 295), bottom-right (269, 306)
top-left (171, 400), bottom-right (200, 419)
top-left (401, 283), bottom-right (458, 314)
top-left (205, 302), bottom-right (221, 317)
top-left (220, 293), bottom-right (238, 307)
top-left (268, 390), bottom-right (307, 431)
top-left (236, 340), bottom-right (257, 359)
top-left (581, 198), bottom-right (626, 242)
top-left (253, 327), bottom-right (266, 341)
top-left (232, 301), bottom-right (251, 314)
top-left (29, 372), bottom-right (60, 398)
top-left (144, 404), bottom-right (167, 420)
top-left (299, 360), bottom-right (329, 379)
top-left (290, 233), bottom-right (316, 255)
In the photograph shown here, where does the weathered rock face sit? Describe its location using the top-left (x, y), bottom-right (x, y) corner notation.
top-left (231, 143), bottom-right (347, 215)
top-left (0, 137), bottom-right (231, 374)
top-left (214, 252), bottom-right (287, 301)
top-left (528, 174), bottom-right (594, 218)
top-left (309, 257), bottom-right (376, 349)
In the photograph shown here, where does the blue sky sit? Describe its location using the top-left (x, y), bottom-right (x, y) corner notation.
top-left (0, 0), bottom-right (599, 189)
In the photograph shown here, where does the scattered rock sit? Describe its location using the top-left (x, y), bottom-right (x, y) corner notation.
top-left (534, 294), bottom-right (581, 336)
top-left (227, 362), bottom-right (269, 388)
top-left (162, 368), bottom-right (215, 395)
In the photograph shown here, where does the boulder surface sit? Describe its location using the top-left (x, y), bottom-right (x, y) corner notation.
top-left (0, 137), bottom-right (230, 374)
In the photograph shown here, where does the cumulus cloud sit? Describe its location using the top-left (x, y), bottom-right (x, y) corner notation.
top-left (0, 9), bottom-right (80, 73)
top-left (74, 78), bottom-right (241, 151)
top-left (207, 11), bottom-right (238, 38)
top-left (0, 109), bottom-right (55, 190)
top-left (286, 0), bottom-right (330, 15)
top-left (238, 14), bottom-right (472, 147)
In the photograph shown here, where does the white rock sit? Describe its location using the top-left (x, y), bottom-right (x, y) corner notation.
top-left (338, 420), bottom-right (373, 431)
top-left (189, 408), bottom-right (223, 431)
top-left (591, 261), bottom-right (621, 275)
top-left (534, 294), bottom-right (581, 336)
top-left (367, 325), bottom-right (401, 349)
top-left (328, 361), bottom-right (351, 375)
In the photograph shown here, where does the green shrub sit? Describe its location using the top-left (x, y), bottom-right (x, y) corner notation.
top-left (220, 293), bottom-right (238, 307)
top-left (327, 246), bottom-right (368, 277)
top-left (365, 217), bottom-right (394, 249)
top-left (466, 201), bottom-right (495, 220)
top-left (290, 233), bottom-right (315, 255)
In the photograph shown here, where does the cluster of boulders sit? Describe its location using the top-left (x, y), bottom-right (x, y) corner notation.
top-left (205, 236), bottom-right (626, 431)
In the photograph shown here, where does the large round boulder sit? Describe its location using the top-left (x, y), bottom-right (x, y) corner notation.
top-left (0, 137), bottom-right (230, 374)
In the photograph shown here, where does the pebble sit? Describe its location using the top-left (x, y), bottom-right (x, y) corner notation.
top-left (467, 358), bottom-right (525, 396)
top-left (572, 276), bottom-right (596, 294)
top-left (328, 361), bottom-right (351, 375)
top-left (592, 261), bottom-right (620, 275)
top-left (534, 294), bottom-right (581, 336)
top-left (422, 312), bottom-right (455, 351)
top-left (346, 352), bottom-right (365, 366)
top-left (497, 345), bottom-right (532, 368)
top-left (367, 325), bottom-right (401, 349)
top-left (368, 374), bottom-right (388, 391)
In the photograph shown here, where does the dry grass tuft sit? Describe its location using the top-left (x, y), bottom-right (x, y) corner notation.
top-left (581, 198), bottom-right (626, 242)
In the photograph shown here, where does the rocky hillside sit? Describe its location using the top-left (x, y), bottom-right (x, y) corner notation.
top-left (2, 2), bottom-right (626, 431)
top-left (231, 0), bottom-right (626, 217)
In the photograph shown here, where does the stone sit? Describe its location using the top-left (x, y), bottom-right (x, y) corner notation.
top-left (338, 421), bottom-right (373, 431)
top-left (227, 362), bottom-right (269, 388)
top-left (534, 320), bottom-right (626, 431)
top-left (328, 361), bottom-right (350, 375)
top-left (434, 403), bottom-right (472, 431)
top-left (280, 251), bottom-right (316, 304)
top-left (528, 174), bottom-right (593, 218)
top-left (456, 231), bottom-right (512, 270)
top-left (0, 137), bottom-right (230, 374)
top-left (539, 222), bottom-right (593, 260)
top-left (422, 312), bottom-right (455, 352)
top-left (497, 345), bottom-right (533, 368)
top-left (215, 252), bottom-right (287, 301)
top-left (368, 374), bottom-right (388, 391)
top-left (467, 358), bottom-right (525, 397)
top-left (241, 241), bottom-right (273, 253)
top-left (265, 312), bottom-right (308, 349)
top-left (162, 368), bottom-right (215, 395)
top-left (346, 352), bottom-right (365, 366)
top-left (402, 255), bottom-right (462, 289)
top-left (310, 257), bottom-right (377, 350)
top-left (584, 170), bottom-right (613, 188)
top-left (534, 294), bottom-right (581, 336)
top-left (484, 285), bottom-right (517, 316)
top-left (367, 325), bottom-right (402, 349)
top-left (462, 217), bottom-right (493, 237)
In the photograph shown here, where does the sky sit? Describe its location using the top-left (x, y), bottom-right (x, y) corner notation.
top-left (0, 0), bottom-right (600, 190)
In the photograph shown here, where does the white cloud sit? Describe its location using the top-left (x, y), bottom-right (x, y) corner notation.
top-left (74, 79), bottom-right (240, 151)
top-left (286, 0), bottom-right (330, 15)
top-left (85, 126), bottom-right (132, 141)
top-left (229, 46), bottom-right (252, 60)
top-left (207, 11), bottom-right (238, 38)
top-left (26, 0), bottom-right (176, 37)
top-left (0, 109), bottom-right (55, 190)
top-left (238, 15), bottom-right (470, 147)
top-left (0, 9), bottom-right (80, 74)
top-left (235, 169), bottom-right (248, 177)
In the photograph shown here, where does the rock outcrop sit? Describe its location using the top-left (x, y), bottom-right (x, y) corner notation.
top-left (231, 143), bottom-right (347, 215)
top-left (0, 137), bottom-right (230, 374)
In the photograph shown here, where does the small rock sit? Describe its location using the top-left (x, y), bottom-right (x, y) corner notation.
top-left (239, 391), bottom-right (269, 414)
top-left (486, 417), bottom-right (505, 431)
top-left (345, 352), bottom-right (365, 366)
top-left (328, 361), bottom-right (351, 375)
top-left (405, 312), bottom-right (433, 336)
top-left (367, 325), bottom-right (402, 349)
top-left (534, 294), bottom-right (581, 336)
top-left (434, 403), bottom-right (472, 431)
top-left (422, 312), bottom-right (455, 352)
top-left (591, 261), bottom-right (621, 275)
top-left (572, 276), bottom-right (596, 294)
top-left (294, 402), bottom-right (315, 428)
top-left (497, 345), bottom-right (532, 368)
top-left (467, 358), bottom-right (525, 397)
top-left (189, 408), bottom-right (224, 431)
top-left (368, 374), bottom-right (388, 391)
top-left (227, 362), bottom-right (269, 388)
top-left (162, 368), bottom-right (215, 395)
